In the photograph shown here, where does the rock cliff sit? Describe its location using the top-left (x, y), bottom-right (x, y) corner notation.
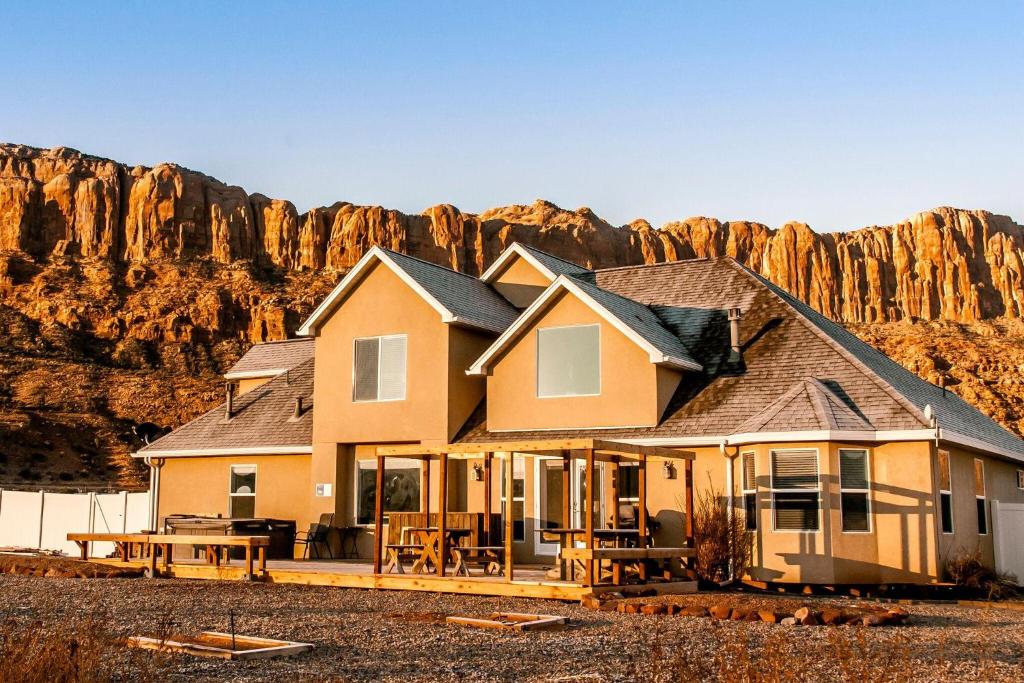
top-left (3, 144), bottom-right (1023, 325)
top-left (1, 143), bottom-right (1022, 488)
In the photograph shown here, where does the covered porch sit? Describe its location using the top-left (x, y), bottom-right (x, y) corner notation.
top-left (370, 438), bottom-right (696, 591)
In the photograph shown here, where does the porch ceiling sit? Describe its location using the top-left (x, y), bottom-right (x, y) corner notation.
top-left (374, 438), bottom-right (694, 461)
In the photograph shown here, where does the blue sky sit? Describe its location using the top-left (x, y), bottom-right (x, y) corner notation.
top-left (3, 2), bottom-right (1021, 230)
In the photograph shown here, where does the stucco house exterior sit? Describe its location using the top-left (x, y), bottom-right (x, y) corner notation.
top-left (137, 242), bottom-right (1024, 585)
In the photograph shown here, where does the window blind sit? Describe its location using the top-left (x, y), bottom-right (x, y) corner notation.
top-left (839, 450), bottom-right (868, 490)
top-left (353, 338), bottom-right (380, 401)
top-left (742, 452), bottom-right (756, 491)
top-left (537, 325), bottom-right (600, 397)
top-left (378, 336), bottom-right (407, 400)
top-left (771, 449), bottom-right (819, 489)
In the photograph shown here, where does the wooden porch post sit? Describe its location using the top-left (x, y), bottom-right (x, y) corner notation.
top-left (373, 454), bottom-right (385, 574)
top-left (421, 456), bottom-right (430, 523)
top-left (638, 453), bottom-right (648, 581)
top-left (504, 452), bottom-right (514, 582)
top-left (483, 452), bottom-right (493, 545)
top-left (610, 458), bottom-right (620, 530)
top-left (437, 452), bottom-right (448, 577)
top-left (684, 458), bottom-right (695, 572)
top-left (561, 450), bottom-right (571, 531)
top-left (584, 447), bottom-right (595, 587)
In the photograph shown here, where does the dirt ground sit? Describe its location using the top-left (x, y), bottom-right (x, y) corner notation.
top-left (1, 574), bottom-right (1023, 682)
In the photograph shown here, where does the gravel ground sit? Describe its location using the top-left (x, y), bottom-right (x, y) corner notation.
top-left (1, 575), bottom-right (1023, 682)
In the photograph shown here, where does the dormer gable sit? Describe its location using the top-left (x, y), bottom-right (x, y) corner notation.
top-left (225, 337), bottom-right (315, 395)
top-left (481, 242), bottom-right (592, 308)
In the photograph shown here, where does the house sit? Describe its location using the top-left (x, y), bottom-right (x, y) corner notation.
top-left (137, 242), bottom-right (1024, 587)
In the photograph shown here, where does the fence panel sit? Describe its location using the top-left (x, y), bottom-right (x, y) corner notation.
top-left (0, 490), bottom-right (44, 549)
top-left (41, 492), bottom-right (93, 556)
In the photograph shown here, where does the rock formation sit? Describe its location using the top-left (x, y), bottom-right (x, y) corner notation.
top-left (2, 143), bottom-right (1022, 325)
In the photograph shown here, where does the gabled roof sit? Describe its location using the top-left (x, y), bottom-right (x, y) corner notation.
top-left (480, 242), bottom-right (592, 283)
top-left (468, 274), bottom-right (702, 375)
top-left (731, 262), bottom-right (1024, 459)
top-left (224, 337), bottom-right (315, 380)
top-left (137, 358), bottom-right (314, 457)
top-left (297, 247), bottom-right (519, 336)
top-left (732, 377), bottom-right (874, 434)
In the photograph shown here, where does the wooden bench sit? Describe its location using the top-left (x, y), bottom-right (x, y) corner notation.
top-left (67, 533), bottom-right (271, 580)
top-left (383, 544), bottom-right (425, 574)
top-left (450, 546), bottom-right (504, 577)
top-left (561, 547), bottom-right (695, 585)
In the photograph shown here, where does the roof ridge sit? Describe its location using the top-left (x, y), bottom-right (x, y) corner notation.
top-left (247, 337), bottom-right (315, 347)
top-left (378, 247), bottom-right (482, 282)
top-left (516, 243), bottom-right (592, 270)
top-left (593, 256), bottom-right (716, 274)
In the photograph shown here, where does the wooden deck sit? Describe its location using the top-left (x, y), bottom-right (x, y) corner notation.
top-left (89, 557), bottom-right (697, 601)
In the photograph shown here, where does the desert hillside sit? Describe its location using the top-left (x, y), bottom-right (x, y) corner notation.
top-left (1, 144), bottom-right (1022, 489)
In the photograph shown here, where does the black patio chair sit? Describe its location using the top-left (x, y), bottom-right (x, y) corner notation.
top-left (296, 513), bottom-right (335, 559)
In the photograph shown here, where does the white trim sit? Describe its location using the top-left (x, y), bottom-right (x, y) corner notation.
top-left (228, 464), bottom-right (257, 517)
top-left (937, 449), bottom-right (955, 535)
top-left (1017, 469), bottom-right (1024, 491)
top-left (467, 275), bottom-right (702, 376)
top-left (974, 457), bottom-right (988, 536)
top-left (480, 242), bottom-right (565, 283)
top-left (224, 368), bottom-right (288, 381)
top-left (769, 447), bottom-right (821, 533)
top-left (132, 446), bottom-right (312, 458)
top-left (838, 447), bottom-right (872, 534)
top-left (297, 247), bottom-right (470, 337)
top-left (533, 458), bottom-right (559, 557)
top-left (940, 429), bottom-right (1024, 464)
top-left (536, 323), bottom-right (601, 398)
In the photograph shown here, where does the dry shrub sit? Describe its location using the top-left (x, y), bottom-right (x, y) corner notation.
top-left (690, 483), bottom-right (750, 583)
top-left (946, 548), bottom-right (1018, 600)
top-left (0, 613), bottom-right (168, 682)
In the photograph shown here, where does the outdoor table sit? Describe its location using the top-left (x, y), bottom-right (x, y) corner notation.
top-left (538, 528), bottom-right (642, 580)
top-left (407, 527), bottom-right (472, 574)
top-left (338, 526), bottom-right (363, 559)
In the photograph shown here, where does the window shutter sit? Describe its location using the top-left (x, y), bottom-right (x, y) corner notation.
top-left (840, 450), bottom-right (868, 490)
top-left (378, 336), bottom-right (407, 400)
top-left (771, 449), bottom-right (818, 489)
top-left (973, 459), bottom-right (985, 497)
top-left (742, 453), bottom-right (756, 491)
top-left (773, 492), bottom-right (820, 531)
top-left (937, 451), bottom-right (951, 491)
top-left (353, 338), bottom-right (380, 401)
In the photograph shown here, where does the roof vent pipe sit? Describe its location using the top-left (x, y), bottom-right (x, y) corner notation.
top-left (225, 382), bottom-right (236, 420)
top-left (728, 307), bottom-right (742, 362)
top-left (293, 396), bottom-right (303, 419)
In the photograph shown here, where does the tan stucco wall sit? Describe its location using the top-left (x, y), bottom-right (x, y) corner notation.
top-left (157, 454), bottom-right (311, 527)
top-left (236, 376), bottom-right (274, 396)
top-left (490, 254), bottom-right (552, 308)
top-left (486, 291), bottom-right (665, 430)
top-left (937, 446), bottom-right (1024, 575)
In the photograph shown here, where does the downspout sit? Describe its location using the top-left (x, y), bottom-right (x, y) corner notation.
top-left (721, 439), bottom-right (738, 580)
top-left (144, 456), bottom-right (165, 532)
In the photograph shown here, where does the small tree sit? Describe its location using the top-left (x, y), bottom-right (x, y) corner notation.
top-left (690, 482), bottom-right (750, 583)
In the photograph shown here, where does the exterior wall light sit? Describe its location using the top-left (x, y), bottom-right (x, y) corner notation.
top-left (662, 461), bottom-right (676, 480)
top-left (472, 463), bottom-right (484, 481)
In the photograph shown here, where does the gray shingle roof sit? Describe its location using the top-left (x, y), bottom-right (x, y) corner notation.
top-left (517, 243), bottom-right (592, 278)
top-left (567, 275), bottom-right (701, 370)
top-left (139, 358), bottom-right (313, 454)
top-left (381, 249), bottom-right (520, 334)
top-left (733, 377), bottom-right (874, 434)
top-left (225, 338), bottom-right (314, 378)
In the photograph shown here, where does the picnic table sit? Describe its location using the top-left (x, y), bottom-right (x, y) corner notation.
top-left (408, 527), bottom-right (472, 574)
top-left (537, 528), bottom-right (641, 580)
top-left (67, 532), bottom-right (271, 580)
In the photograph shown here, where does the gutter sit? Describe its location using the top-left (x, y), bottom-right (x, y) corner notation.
top-left (133, 445), bottom-right (313, 459)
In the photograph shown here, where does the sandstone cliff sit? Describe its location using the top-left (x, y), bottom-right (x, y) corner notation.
top-left (1, 143), bottom-right (1023, 489)
top-left (3, 144), bottom-right (1023, 325)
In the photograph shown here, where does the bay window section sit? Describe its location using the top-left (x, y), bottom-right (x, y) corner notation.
top-left (353, 335), bottom-right (407, 402)
top-left (839, 449), bottom-right (871, 532)
top-left (974, 458), bottom-right (987, 535)
top-left (938, 450), bottom-right (954, 534)
top-left (355, 458), bottom-right (421, 525)
top-left (537, 324), bottom-right (600, 398)
top-left (771, 449), bottom-right (820, 531)
top-left (741, 452), bottom-right (757, 531)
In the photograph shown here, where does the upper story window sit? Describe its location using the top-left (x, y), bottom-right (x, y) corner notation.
top-left (536, 324), bottom-right (600, 398)
top-left (353, 335), bottom-right (407, 402)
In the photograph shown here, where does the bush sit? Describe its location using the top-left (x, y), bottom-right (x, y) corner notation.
top-left (690, 482), bottom-right (750, 583)
top-left (946, 548), bottom-right (1018, 600)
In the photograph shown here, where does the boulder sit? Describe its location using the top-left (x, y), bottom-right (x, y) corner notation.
top-left (709, 605), bottom-right (733, 620)
top-left (780, 617), bottom-right (799, 626)
top-left (821, 609), bottom-right (845, 625)
top-left (640, 604), bottom-right (667, 616)
top-left (678, 606), bottom-right (709, 618)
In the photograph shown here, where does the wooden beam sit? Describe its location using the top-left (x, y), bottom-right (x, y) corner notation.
top-left (377, 439), bottom-right (694, 460)
top-left (610, 459), bottom-right (619, 530)
top-left (561, 451), bottom-right (571, 531)
top-left (373, 454), bottom-right (385, 574)
top-left (421, 457), bottom-right (430, 517)
top-left (438, 452), bottom-right (448, 577)
top-left (584, 447), bottom-right (595, 587)
top-left (504, 453), bottom-right (514, 582)
top-left (483, 452), bottom-right (493, 546)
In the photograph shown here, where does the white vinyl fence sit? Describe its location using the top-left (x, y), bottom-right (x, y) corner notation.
top-left (992, 500), bottom-right (1024, 586)
top-left (0, 489), bottom-right (150, 557)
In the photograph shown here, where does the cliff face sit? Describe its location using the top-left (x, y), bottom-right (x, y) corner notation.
top-left (3, 143), bottom-right (1023, 325)
top-left (1, 143), bottom-right (1023, 489)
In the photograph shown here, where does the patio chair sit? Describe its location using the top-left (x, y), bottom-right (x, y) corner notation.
top-left (296, 513), bottom-right (335, 559)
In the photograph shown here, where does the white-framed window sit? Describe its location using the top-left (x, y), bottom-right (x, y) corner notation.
top-left (938, 450), bottom-right (954, 534)
top-left (500, 455), bottom-right (526, 542)
top-left (229, 465), bottom-right (257, 518)
top-left (1017, 469), bottom-right (1024, 491)
top-left (618, 462), bottom-right (640, 503)
top-left (770, 449), bottom-right (820, 532)
top-left (741, 451), bottom-right (757, 531)
top-left (353, 334), bottom-right (407, 402)
top-left (839, 449), bottom-right (871, 533)
top-left (354, 458), bottom-right (421, 525)
top-left (974, 458), bottom-right (987, 535)
top-left (536, 324), bottom-right (600, 398)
